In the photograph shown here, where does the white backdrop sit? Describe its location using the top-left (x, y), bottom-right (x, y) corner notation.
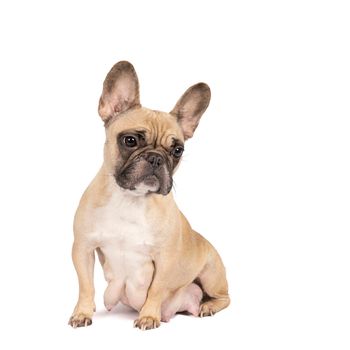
top-left (0, 1), bottom-right (349, 349)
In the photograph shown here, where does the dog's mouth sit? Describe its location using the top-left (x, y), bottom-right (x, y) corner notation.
top-left (142, 175), bottom-right (160, 189)
top-left (115, 160), bottom-right (172, 196)
top-left (130, 174), bottom-right (161, 194)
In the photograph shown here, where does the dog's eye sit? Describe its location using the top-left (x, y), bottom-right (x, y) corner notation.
top-left (172, 146), bottom-right (184, 158)
top-left (124, 136), bottom-right (138, 148)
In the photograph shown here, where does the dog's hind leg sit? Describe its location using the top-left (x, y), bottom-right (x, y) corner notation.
top-left (197, 245), bottom-right (230, 317)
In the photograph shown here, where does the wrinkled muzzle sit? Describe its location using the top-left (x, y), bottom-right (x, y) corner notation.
top-left (115, 152), bottom-right (173, 195)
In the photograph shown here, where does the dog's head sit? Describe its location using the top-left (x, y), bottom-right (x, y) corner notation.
top-left (98, 61), bottom-right (210, 196)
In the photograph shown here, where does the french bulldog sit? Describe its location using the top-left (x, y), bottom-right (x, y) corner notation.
top-left (69, 61), bottom-right (230, 330)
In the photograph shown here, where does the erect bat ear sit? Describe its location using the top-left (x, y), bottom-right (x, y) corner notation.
top-left (170, 83), bottom-right (211, 140)
top-left (98, 61), bottom-right (141, 126)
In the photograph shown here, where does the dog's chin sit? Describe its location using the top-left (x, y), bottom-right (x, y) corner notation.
top-left (117, 175), bottom-right (159, 196)
top-left (134, 175), bottom-right (160, 195)
top-left (142, 175), bottom-right (160, 189)
top-left (116, 174), bottom-right (172, 196)
top-left (116, 158), bottom-right (174, 196)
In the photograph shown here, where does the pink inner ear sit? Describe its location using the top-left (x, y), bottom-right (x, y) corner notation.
top-left (98, 61), bottom-right (140, 124)
top-left (99, 76), bottom-right (139, 122)
top-left (171, 83), bottom-right (210, 140)
top-left (183, 98), bottom-right (201, 116)
top-left (177, 103), bottom-right (202, 139)
top-left (106, 76), bottom-right (138, 114)
top-left (180, 118), bottom-right (199, 139)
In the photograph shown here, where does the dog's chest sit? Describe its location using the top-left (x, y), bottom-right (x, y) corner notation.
top-left (91, 192), bottom-right (156, 279)
top-left (93, 191), bottom-right (155, 244)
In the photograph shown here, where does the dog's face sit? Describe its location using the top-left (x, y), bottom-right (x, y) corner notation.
top-left (104, 109), bottom-right (185, 195)
top-left (98, 61), bottom-right (211, 196)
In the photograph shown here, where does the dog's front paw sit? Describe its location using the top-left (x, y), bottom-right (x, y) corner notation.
top-left (69, 306), bottom-right (94, 328)
top-left (69, 313), bottom-right (92, 328)
top-left (69, 301), bottom-right (95, 328)
top-left (69, 312), bottom-right (93, 328)
top-left (134, 316), bottom-right (160, 330)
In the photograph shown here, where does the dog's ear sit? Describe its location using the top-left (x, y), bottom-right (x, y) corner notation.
top-left (98, 61), bottom-right (140, 125)
top-left (170, 83), bottom-right (211, 140)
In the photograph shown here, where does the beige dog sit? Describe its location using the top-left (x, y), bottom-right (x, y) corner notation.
top-left (69, 61), bottom-right (230, 330)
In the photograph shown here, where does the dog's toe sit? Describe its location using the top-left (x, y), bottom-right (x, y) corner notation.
top-left (199, 302), bottom-right (217, 318)
top-left (69, 314), bottom-right (92, 328)
top-left (134, 316), bottom-right (160, 330)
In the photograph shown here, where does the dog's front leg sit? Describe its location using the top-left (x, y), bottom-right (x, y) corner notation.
top-left (69, 241), bottom-right (96, 328)
top-left (134, 260), bottom-right (169, 330)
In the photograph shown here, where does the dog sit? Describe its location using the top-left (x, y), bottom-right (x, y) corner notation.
top-left (69, 61), bottom-right (230, 330)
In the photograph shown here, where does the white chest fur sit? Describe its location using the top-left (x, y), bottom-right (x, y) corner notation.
top-left (92, 189), bottom-right (155, 249)
top-left (88, 187), bottom-right (157, 310)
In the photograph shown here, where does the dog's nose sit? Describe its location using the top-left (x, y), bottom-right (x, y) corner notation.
top-left (147, 152), bottom-right (164, 168)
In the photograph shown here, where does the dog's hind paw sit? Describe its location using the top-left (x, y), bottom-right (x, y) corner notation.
top-left (199, 302), bottom-right (217, 317)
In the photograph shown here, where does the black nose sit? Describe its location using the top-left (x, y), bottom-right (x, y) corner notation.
top-left (147, 152), bottom-right (164, 168)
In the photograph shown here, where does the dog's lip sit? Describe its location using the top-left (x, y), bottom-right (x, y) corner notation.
top-left (143, 174), bottom-right (159, 187)
top-left (115, 168), bottom-right (173, 195)
top-left (142, 175), bottom-right (162, 194)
